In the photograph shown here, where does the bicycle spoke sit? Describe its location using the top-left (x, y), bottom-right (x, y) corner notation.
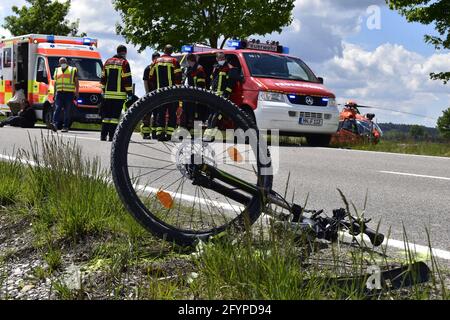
top-left (131, 163), bottom-right (177, 180)
top-left (130, 139), bottom-right (174, 157)
top-left (128, 152), bottom-right (174, 164)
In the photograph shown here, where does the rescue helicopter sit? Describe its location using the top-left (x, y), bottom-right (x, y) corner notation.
top-left (331, 100), bottom-right (383, 146)
top-left (330, 100), bottom-right (437, 146)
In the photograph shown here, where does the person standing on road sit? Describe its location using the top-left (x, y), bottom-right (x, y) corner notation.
top-left (149, 45), bottom-right (182, 141)
top-left (51, 57), bottom-right (79, 133)
top-left (204, 52), bottom-right (239, 141)
top-left (141, 52), bottom-right (160, 139)
top-left (100, 45), bottom-right (133, 141)
top-left (181, 53), bottom-right (207, 132)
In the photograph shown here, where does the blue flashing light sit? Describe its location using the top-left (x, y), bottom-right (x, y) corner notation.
top-left (288, 95), bottom-right (296, 99)
top-left (282, 47), bottom-right (290, 54)
top-left (181, 45), bottom-right (194, 53)
top-left (226, 40), bottom-right (242, 49)
top-left (77, 99), bottom-right (83, 104)
top-left (46, 35), bottom-right (55, 43)
top-left (322, 98), bottom-right (329, 102)
top-left (83, 37), bottom-right (93, 45)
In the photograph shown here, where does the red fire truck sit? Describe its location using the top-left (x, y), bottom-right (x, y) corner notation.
top-left (179, 40), bottom-right (339, 146)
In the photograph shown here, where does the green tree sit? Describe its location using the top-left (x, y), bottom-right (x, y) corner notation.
top-left (2, 0), bottom-right (82, 37)
top-left (113, 0), bottom-right (295, 51)
top-left (409, 124), bottom-right (425, 140)
top-left (437, 107), bottom-right (450, 139)
top-left (387, 0), bottom-right (450, 84)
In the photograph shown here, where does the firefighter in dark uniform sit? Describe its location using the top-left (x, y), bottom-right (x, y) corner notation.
top-left (204, 52), bottom-right (239, 140)
top-left (141, 52), bottom-right (160, 139)
top-left (100, 45), bottom-right (133, 141)
top-left (181, 53), bottom-right (206, 131)
top-left (149, 45), bottom-right (182, 141)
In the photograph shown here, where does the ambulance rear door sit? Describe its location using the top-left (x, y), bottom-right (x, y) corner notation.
top-left (0, 41), bottom-right (15, 113)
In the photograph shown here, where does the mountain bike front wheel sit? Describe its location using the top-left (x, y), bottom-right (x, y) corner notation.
top-left (111, 86), bottom-right (273, 246)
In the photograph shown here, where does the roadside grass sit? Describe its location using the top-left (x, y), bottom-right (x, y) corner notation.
top-left (0, 135), bottom-right (448, 300)
top-left (0, 158), bottom-right (25, 206)
top-left (349, 140), bottom-right (450, 157)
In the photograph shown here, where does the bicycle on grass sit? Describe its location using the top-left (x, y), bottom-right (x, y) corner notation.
top-left (110, 86), bottom-right (385, 248)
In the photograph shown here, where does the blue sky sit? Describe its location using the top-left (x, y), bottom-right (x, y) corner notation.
top-left (1, 0), bottom-right (449, 127)
top-left (348, 6), bottom-right (441, 56)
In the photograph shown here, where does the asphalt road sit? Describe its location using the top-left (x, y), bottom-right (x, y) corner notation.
top-left (1, 125), bottom-right (449, 252)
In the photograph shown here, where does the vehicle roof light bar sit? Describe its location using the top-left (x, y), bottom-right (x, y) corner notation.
top-left (226, 39), bottom-right (288, 54)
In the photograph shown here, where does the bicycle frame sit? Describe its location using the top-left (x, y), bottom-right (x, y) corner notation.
top-left (189, 162), bottom-right (385, 247)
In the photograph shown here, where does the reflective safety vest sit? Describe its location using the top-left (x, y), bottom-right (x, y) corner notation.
top-left (186, 64), bottom-right (206, 88)
top-left (149, 55), bottom-right (182, 89)
top-left (54, 66), bottom-right (77, 93)
top-left (210, 64), bottom-right (234, 96)
top-left (101, 56), bottom-right (133, 100)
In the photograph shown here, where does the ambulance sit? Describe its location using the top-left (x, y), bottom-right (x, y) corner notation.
top-left (180, 40), bottom-right (340, 146)
top-left (0, 34), bottom-right (103, 127)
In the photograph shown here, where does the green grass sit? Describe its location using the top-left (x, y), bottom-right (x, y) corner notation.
top-left (349, 140), bottom-right (450, 157)
top-left (0, 135), bottom-right (448, 300)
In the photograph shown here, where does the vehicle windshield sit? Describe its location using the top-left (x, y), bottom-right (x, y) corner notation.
top-left (48, 57), bottom-right (103, 81)
top-left (356, 120), bottom-right (383, 137)
top-left (243, 52), bottom-right (319, 82)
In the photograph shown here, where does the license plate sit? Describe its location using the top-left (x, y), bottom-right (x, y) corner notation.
top-left (85, 114), bottom-right (101, 120)
top-left (299, 117), bottom-right (323, 126)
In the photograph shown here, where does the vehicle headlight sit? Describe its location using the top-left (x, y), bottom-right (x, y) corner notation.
top-left (327, 98), bottom-right (337, 107)
top-left (258, 91), bottom-right (286, 103)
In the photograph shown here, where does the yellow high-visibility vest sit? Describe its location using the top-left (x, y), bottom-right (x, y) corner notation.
top-left (54, 66), bottom-right (77, 93)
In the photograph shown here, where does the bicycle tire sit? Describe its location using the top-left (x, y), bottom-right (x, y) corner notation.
top-left (111, 86), bottom-right (273, 246)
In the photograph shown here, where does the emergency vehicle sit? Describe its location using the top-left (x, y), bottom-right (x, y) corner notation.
top-left (179, 39), bottom-right (340, 146)
top-left (0, 34), bottom-right (103, 127)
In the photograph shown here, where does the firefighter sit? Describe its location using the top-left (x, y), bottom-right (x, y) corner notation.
top-left (141, 52), bottom-right (160, 139)
top-left (100, 45), bottom-right (133, 141)
top-left (181, 53), bottom-right (207, 131)
top-left (149, 44), bottom-right (182, 141)
top-left (204, 52), bottom-right (239, 141)
top-left (51, 57), bottom-right (79, 133)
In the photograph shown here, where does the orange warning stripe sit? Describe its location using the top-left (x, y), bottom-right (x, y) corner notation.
top-left (37, 48), bottom-right (100, 59)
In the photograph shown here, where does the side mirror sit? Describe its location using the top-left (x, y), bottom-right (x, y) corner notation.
top-left (37, 70), bottom-right (48, 84)
top-left (317, 77), bottom-right (324, 84)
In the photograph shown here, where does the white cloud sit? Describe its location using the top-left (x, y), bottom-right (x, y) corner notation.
top-left (68, 0), bottom-right (120, 35)
top-left (317, 43), bottom-right (450, 126)
top-left (268, 0), bottom-right (386, 62)
top-left (67, 0), bottom-right (153, 96)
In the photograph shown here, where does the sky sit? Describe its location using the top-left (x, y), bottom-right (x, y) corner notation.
top-left (1, 0), bottom-right (449, 127)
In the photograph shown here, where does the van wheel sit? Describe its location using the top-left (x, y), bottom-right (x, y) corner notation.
top-left (240, 106), bottom-right (256, 127)
top-left (306, 134), bottom-right (331, 147)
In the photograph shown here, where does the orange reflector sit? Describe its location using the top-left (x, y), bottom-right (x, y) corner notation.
top-left (157, 190), bottom-right (174, 209)
top-left (227, 147), bottom-right (243, 163)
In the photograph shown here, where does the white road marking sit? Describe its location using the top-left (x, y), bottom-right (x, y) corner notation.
top-left (340, 232), bottom-right (450, 261)
top-left (379, 170), bottom-right (450, 181)
top-left (317, 147), bottom-right (450, 161)
top-left (0, 154), bottom-right (38, 167)
top-left (2, 152), bottom-right (450, 261)
top-left (58, 134), bottom-right (101, 142)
